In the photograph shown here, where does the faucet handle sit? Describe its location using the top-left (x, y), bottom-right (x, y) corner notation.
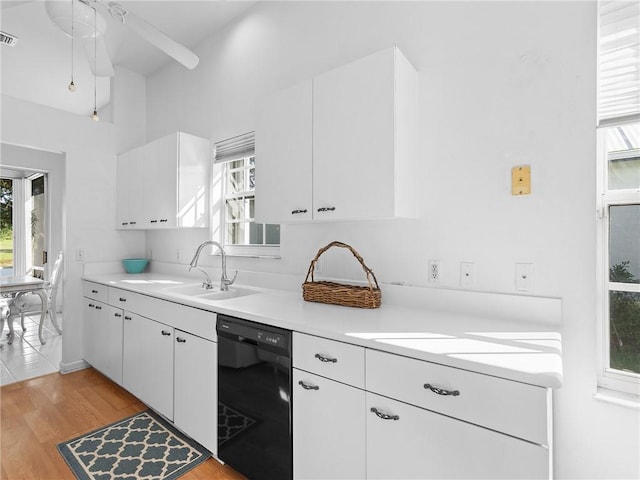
top-left (228, 270), bottom-right (238, 285)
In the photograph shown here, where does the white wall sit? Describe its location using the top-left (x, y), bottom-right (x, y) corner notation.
top-left (144, 2), bottom-right (638, 478)
top-left (0, 94), bottom-right (146, 370)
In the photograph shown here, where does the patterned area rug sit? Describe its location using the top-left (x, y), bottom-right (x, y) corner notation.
top-left (57, 410), bottom-right (210, 480)
top-left (218, 402), bottom-right (257, 445)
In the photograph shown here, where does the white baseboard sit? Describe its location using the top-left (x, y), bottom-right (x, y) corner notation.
top-left (59, 359), bottom-right (90, 374)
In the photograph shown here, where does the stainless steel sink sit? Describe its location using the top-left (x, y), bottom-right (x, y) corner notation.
top-left (164, 283), bottom-right (258, 300)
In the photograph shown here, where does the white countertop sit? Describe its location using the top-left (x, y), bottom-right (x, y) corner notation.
top-left (83, 272), bottom-right (563, 389)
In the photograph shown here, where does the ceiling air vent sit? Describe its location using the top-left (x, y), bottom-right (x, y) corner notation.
top-left (0, 31), bottom-right (18, 47)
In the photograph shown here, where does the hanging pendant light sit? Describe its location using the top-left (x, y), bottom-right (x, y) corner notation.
top-left (91, 5), bottom-right (99, 122)
top-left (68, 0), bottom-right (76, 92)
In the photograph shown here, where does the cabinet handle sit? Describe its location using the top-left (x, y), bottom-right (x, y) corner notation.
top-left (150, 220), bottom-right (158, 224)
top-left (423, 383), bottom-right (460, 397)
top-left (315, 353), bottom-right (337, 363)
top-left (160, 219), bottom-right (168, 223)
top-left (298, 381), bottom-right (319, 391)
top-left (161, 330), bottom-right (171, 336)
top-left (114, 313), bottom-right (122, 318)
top-left (130, 221), bottom-right (137, 225)
top-left (176, 337), bottom-right (186, 343)
top-left (370, 407), bottom-right (399, 421)
top-left (291, 209), bottom-right (308, 215)
top-left (317, 207), bottom-right (336, 212)
top-left (124, 316), bottom-right (132, 321)
top-left (91, 289), bottom-right (98, 294)
top-left (88, 303), bottom-right (95, 308)
top-left (121, 222), bottom-right (129, 226)
top-left (95, 305), bottom-right (102, 310)
top-left (119, 297), bottom-right (127, 302)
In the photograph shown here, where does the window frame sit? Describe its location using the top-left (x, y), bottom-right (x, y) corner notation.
top-left (595, 122), bottom-right (640, 398)
top-left (219, 155), bottom-right (280, 258)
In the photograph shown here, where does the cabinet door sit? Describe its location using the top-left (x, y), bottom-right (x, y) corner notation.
top-left (116, 147), bottom-right (144, 229)
top-left (84, 298), bottom-right (106, 371)
top-left (366, 392), bottom-right (549, 479)
top-left (313, 48), bottom-right (396, 220)
top-left (255, 80), bottom-right (313, 224)
top-left (174, 331), bottom-right (217, 455)
top-left (143, 134), bottom-right (178, 228)
top-left (293, 369), bottom-right (366, 480)
top-left (104, 305), bottom-right (124, 386)
top-left (176, 132), bottom-right (210, 228)
top-left (115, 151), bottom-right (131, 229)
top-left (123, 313), bottom-right (174, 419)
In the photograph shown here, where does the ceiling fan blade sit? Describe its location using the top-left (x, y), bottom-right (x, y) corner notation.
top-left (82, 36), bottom-right (115, 77)
top-left (120, 8), bottom-right (199, 70)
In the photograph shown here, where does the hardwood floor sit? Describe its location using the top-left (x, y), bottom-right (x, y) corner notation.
top-left (0, 368), bottom-right (245, 479)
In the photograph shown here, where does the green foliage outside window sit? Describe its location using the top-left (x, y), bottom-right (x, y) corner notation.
top-left (610, 261), bottom-right (640, 375)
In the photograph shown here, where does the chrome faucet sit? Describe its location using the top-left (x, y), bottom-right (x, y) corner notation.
top-left (188, 240), bottom-right (237, 291)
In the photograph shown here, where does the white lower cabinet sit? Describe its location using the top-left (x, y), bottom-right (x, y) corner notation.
top-left (292, 369), bottom-right (366, 480)
top-left (366, 392), bottom-right (548, 479)
top-left (83, 298), bottom-right (123, 385)
top-left (174, 330), bottom-right (217, 456)
top-left (122, 313), bottom-right (174, 420)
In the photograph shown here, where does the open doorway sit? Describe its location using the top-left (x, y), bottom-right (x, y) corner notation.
top-left (1, 144), bottom-right (64, 385)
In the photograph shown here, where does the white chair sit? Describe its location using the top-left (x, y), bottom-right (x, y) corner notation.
top-left (4, 251), bottom-right (64, 345)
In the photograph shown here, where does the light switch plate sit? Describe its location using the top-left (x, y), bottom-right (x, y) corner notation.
top-left (511, 165), bottom-right (531, 195)
top-left (460, 262), bottom-right (474, 287)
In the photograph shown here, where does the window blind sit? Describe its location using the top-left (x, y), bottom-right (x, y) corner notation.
top-left (214, 132), bottom-right (255, 164)
top-left (598, 1), bottom-right (640, 125)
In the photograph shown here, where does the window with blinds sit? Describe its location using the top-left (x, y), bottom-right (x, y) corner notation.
top-left (597, 1), bottom-right (640, 397)
top-left (214, 133), bottom-right (280, 252)
top-left (598, 0), bottom-right (639, 125)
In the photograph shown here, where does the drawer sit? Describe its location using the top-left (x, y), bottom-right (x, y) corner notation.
top-left (366, 349), bottom-right (550, 446)
top-left (109, 287), bottom-right (216, 341)
top-left (293, 333), bottom-right (364, 388)
top-left (109, 287), bottom-right (149, 316)
top-left (83, 281), bottom-right (108, 303)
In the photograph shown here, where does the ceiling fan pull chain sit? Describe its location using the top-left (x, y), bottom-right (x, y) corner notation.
top-left (68, 0), bottom-right (76, 92)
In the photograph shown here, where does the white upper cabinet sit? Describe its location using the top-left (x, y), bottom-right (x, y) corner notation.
top-left (313, 47), bottom-right (417, 221)
top-left (255, 46), bottom-right (418, 224)
top-left (255, 80), bottom-right (313, 223)
top-left (116, 146), bottom-right (145, 229)
top-left (116, 132), bottom-right (210, 230)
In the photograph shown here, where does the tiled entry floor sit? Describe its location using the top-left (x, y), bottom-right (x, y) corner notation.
top-left (0, 314), bottom-right (62, 386)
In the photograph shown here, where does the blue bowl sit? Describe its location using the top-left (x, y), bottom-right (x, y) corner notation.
top-left (122, 258), bottom-right (148, 274)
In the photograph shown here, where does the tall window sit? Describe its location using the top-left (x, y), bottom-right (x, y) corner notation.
top-left (0, 170), bottom-right (49, 278)
top-left (0, 177), bottom-right (14, 276)
top-left (597, 1), bottom-right (640, 397)
top-left (214, 132), bottom-right (280, 255)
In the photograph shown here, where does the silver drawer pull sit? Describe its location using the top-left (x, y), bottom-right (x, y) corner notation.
top-left (317, 206), bottom-right (336, 212)
top-left (124, 316), bottom-right (132, 321)
top-left (291, 209), bottom-right (308, 215)
top-left (119, 297), bottom-right (127, 302)
top-left (161, 330), bottom-right (171, 336)
top-left (314, 353), bottom-right (337, 363)
top-left (298, 381), bottom-right (319, 391)
top-left (91, 289), bottom-right (98, 294)
top-left (370, 407), bottom-right (399, 421)
top-left (424, 383), bottom-right (460, 396)
top-left (176, 337), bottom-right (186, 343)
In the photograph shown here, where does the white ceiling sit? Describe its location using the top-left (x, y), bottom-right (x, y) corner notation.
top-left (0, 0), bottom-right (257, 117)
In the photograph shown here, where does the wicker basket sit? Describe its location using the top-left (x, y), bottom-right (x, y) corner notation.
top-left (302, 241), bottom-right (381, 309)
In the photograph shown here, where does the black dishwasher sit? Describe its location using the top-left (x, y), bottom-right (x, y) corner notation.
top-left (217, 314), bottom-right (292, 480)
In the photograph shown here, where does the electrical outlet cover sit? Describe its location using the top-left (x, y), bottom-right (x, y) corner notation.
top-left (428, 260), bottom-right (440, 283)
